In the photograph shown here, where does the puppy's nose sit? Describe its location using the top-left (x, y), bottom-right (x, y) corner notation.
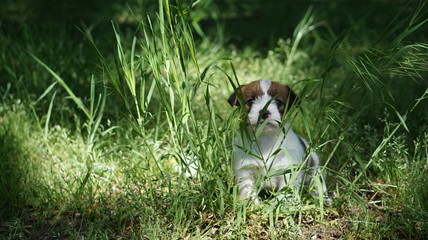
top-left (260, 110), bottom-right (270, 120)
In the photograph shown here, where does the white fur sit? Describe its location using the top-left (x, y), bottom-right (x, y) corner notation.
top-left (248, 79), bottom-right (281, 131)
top-left (232, 80), bottom-right (329, 202)
top-left (260, 79), bottom-right (272, 93)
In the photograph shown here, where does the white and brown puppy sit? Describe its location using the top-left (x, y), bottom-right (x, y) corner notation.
top-left (228, 80), bottom-right (328, 202)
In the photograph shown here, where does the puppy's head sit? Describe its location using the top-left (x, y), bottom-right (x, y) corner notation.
top-left (228, 80), bottom-right (297, 132)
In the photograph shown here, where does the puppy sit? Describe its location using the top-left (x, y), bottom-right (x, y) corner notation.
top-left (228, 80), bottom-right (328, 202)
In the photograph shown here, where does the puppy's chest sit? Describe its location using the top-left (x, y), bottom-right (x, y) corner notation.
top-left (233, 132), bottom-right (300, 169)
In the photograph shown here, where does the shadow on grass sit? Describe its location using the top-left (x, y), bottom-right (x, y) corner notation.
top-left (202, 0), bottom-right (428, 49)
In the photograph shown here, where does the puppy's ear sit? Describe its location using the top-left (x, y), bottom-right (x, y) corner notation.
top-left (285, 85), bottom-right (298, 110)
top-left (227, 85), bottom-right (245, 107)
top-left (228, 92), bottom-right (238, 106)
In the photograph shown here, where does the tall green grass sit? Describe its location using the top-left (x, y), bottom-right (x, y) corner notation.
top-left (1, 0), bottom-right (427, 239)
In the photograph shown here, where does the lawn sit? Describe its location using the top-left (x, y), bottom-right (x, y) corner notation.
top-left (1, 0), bottom-right (428, 239)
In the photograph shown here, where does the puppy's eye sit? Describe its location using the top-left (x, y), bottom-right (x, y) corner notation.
top-left (246, 98), bottom-right (255, 105)
top-left (274, 99), bottom-right (284, 106)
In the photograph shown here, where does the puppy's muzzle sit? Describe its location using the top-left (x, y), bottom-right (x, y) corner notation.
top-left (260, 110), bottom-right (270, 121)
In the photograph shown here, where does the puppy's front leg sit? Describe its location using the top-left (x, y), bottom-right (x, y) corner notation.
top-left (236, 168), bottom-right (258, 202)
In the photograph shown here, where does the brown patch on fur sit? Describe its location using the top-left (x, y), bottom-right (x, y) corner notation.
top-left (228, 81), bottom-right (264, 111)
top-left (241, 81), bottom-right (264, 111)
top-left (267, 82), bottom-right (297, 115)
top-left (228, 80), bottom-right (297, 114)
